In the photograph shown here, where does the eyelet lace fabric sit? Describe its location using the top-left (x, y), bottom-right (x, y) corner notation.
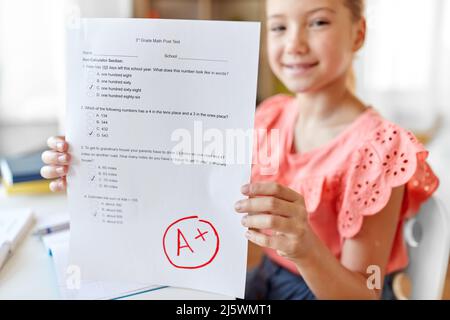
top-left (337, 122), bottom-right (439, 238)
top-left (251, 95), bottom-right (440, 274)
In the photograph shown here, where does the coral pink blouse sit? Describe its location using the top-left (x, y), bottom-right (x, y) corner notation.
top-left (251, 95), bottom-right (439, 275)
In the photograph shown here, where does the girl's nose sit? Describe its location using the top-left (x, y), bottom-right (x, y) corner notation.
top-left (285, 29), bottom-right (309, 55)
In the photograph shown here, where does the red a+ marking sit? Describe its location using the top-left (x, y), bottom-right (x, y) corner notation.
top-left (177, 228), bottom-right (194, 256)
top-left (195, 228), bottom-right (208, 241)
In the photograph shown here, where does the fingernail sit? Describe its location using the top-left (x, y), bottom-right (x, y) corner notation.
top-left (58, 180), bottom-right (64, 189)
top-left (241, 184), bottom-right (250, 194)
top-left (58, 154), bottom-right (67, 163)
top-left (245, 231), bottom-right (251, 239)
top-left (56, 142), bottom-right (64, 151)
top-left (241, 216), bottom-right (247, 226)
top-left (234, 201), bottom-right (242, 211)
top-left (56, 167), bottom-right (65, 174)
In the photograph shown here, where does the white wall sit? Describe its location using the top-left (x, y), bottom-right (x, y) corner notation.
top-left (0, 0), bottom-right (132, 124)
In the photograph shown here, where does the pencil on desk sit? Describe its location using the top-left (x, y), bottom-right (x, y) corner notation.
top-left (33, 222), bottom-right (70, 236)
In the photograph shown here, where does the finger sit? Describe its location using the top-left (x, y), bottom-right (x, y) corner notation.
top-left (241, 214), bottom-right (293, 233)
top-left (47, 136), bottom-right (67, 152)
top-left (245, 230), bottom-right (285, 251)
top-left (49, 177), bottom-right (67, 192)
top-left (40, 165), bottom-right (68, 179)
top-left (41, 150), bottom-right (71, 165)
top-left (241, 182), bottom-right (300, 202)
top-left (235, 196), bottom-right (297, 217)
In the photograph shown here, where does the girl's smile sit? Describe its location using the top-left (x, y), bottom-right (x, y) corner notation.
top-left (281, 61), bottom-right (320, 77)
top-left (266, 0), bottom-right (365, 93)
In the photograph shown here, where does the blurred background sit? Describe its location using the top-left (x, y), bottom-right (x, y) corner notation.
top-left (0, 0), bottom-right (449, 297)
top-left (2, 0), bottom-right (448, 202)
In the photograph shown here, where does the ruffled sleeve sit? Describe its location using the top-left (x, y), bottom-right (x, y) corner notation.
top-left (337, 121), bottom-right (439, 238)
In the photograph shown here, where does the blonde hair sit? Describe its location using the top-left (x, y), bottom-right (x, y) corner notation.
top-left (344, 0), bottom-right (365, 93)
top-left (344, 0), bottom-right (365, 22)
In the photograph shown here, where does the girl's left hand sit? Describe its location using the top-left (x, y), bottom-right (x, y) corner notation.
top-left (235, 182), bottom-right (313, 263)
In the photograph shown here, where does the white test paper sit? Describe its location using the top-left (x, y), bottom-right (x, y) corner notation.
top-left (66, 18), bottom-right (260, 298)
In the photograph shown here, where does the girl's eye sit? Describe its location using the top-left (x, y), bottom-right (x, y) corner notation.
top-left (309, 20), bottom-right (330, 28)
top-left (270, 25), bottom-right (286, 33)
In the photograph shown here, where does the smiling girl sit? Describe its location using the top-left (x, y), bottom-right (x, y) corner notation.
top-left (235, 0), bottom-right (439, 299)
top-left (41, 0), bottom-right (439, 300)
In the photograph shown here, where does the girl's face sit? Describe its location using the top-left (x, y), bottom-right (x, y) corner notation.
top-left (266, 0), bottom-right (365, 94)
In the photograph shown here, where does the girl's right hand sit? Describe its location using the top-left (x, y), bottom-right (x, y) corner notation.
top-left (40, 136), bottom-right (71, 192)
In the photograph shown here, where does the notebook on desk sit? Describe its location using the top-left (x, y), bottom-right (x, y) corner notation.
top-left (0, 151), bottom-right (44, 184)
top-left (0, 150), bottom-right (51, 195)
top-left (0, 208), bottom-right (35, 270)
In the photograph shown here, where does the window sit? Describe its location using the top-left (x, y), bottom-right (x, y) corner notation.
top-left (0, 0), bottom-right (132, 124)
top-left (355, 0), bottom-right (449, 131)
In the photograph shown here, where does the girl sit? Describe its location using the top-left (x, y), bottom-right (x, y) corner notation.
top-left (42, 0), bottom-right (439, 300)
